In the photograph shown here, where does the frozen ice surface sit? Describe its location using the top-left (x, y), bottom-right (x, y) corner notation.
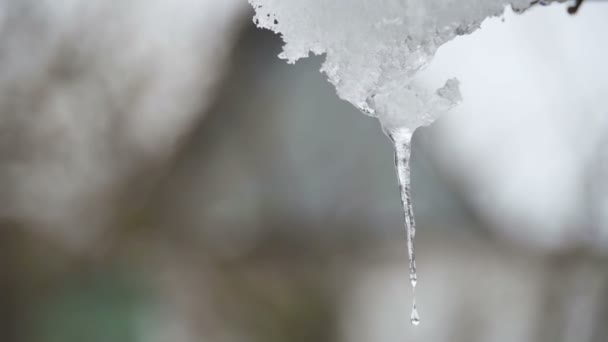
top-left (249, 0), bottom-right (557, 130)
top-left (249, 0), bottom-right (566, 325)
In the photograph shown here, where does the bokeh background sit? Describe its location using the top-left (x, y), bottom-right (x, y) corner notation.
top-left (1, 1), bottom-right (608, 342)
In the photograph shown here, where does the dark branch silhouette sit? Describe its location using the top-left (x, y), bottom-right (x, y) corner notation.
top-left (568, 0), bottom-right (585, 14)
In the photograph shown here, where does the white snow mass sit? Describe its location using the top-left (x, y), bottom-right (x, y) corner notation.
top-left (249, 0), bottom-right (562, 131)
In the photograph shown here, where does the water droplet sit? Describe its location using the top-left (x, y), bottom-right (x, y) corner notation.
top-left (410, 302), bottom-right (420, 326)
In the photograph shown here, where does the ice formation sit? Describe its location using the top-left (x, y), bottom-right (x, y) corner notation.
top-left (248, 0), bottom-right (559, 130)
top-left (249, 0), bottom-right (561, 325)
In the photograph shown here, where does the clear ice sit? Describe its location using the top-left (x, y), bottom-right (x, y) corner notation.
top-left (385, 126), bottom-right (419, 325)
top-left (249, 0), bottom-right (551, 326)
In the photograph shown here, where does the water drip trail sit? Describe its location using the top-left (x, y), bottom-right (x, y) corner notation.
top-left (385, 127), bottom-right (419, 326)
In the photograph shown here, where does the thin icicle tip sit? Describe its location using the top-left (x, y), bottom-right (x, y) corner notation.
top-left (387, 127), bottom-right (419, 324)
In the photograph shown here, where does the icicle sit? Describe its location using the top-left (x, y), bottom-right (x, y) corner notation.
top-left (385, 126), bottom-right (419, 325)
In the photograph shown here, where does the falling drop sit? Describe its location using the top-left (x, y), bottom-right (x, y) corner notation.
top-left (384, 126), bottom-right (419, 326)
top-left (411, 298), bottom-right (420, 326)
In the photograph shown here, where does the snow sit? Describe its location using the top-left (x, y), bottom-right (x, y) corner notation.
top-left (248, 1), bottom-right (563, 324)
top-left (248, 0), bottom-right (579, 325)
top-left (249, 0), bottom-right (558, 132)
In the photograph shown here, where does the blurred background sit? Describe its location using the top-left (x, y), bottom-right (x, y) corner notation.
top-left (1, 1), bottom-right (608, 342)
